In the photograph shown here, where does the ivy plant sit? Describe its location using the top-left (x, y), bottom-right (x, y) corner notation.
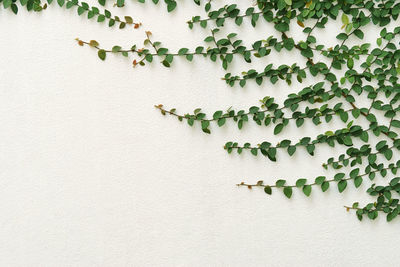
top-left (6, 0), bottom-right (400, 222)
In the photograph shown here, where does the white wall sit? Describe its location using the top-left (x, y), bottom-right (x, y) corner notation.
top-left (1, 1), bottom-right (399, 266)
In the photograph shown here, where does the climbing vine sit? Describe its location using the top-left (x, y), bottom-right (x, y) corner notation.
top-left (5, 0), bottom-right (400, 222)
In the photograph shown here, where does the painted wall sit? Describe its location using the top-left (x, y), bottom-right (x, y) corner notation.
top-left (1, 1), bottom-right (399, 266)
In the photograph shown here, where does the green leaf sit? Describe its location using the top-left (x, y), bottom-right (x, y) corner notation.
top-left (391, 120), bottom-right (400, 128)
top-left (77, 6), bottom-right (85, 15)
top-left (178, 48), bottom-right (188, 55)
top-left (237, 120), bottom-right (243, 129)
top-left (98, 49), bottom-right (106, 60)
top-left (349, 168), bottom-right (359, 178)
top-left (334, 173), bottom-right (345, 181)
top-left (315, 176), bottom-right (325, 185)
top-left (306, 144), bottom-right (315, 156)
top-left (326, 73), bottom-right (336, 82)
top-left (274, 124), bottom-right (284, 135)
top-left (340, 111), bottom-right (348, 122)
top-left (336, 33), bottom-right (348, 40)
top-left (97, 15), bottom-right (105, 22)
top-left (368, 210), bottom-right (378, 220)
top-left (277, 0), bottom-right (285, 10)
top-left (338, 180), bottom-right (347, 193)
top-left (267, 147), bottom-right (277, 162)
top-left (165, 54), bottom-right (174, 63)
top-left (354, 176), bottom-right (362, 188)
top-left (274, 22), bottom-right (289, 32)
top-left (283, 187), bottom-right (292, 198)
top-left (301, 48), bottom-right (313, 58)
top-left (11, 3), bottom-right (18, 13)
top-left (384, 149), bottom-right (393, 160)
top-left (275, 179), bottom-right (286, 188)
top-left (264, 186), bottom-right (272, 195)
top-left (157, 48), bottom-right (168, 56)
top-left (296, 118), bottom-right (304, 127)
top-left (321, 181), bottom-right (329, 192)
top-left (341, 13), bottom-right (349, 25)
top-left (145, 54), bottom-right (153, 62)
top-left (167, 1), bottom-right (176, 12)
top-left (354, 29), bottom-right (364, 39)
top-left (213, 111), bottom-right (223, 120)
top-left (390, 177), bottom-right (400, 186)
top-left (217, 118), bottom-right (226, 127)
top-left (3, 0), bottom-right (12, 8)
top-left (186, 54), bottom-right (193, 61)
top-left (368, 154), bottom-right (377, 164)
top-left (360, 131), bottom-right (369, 142)
top-left (204, 36), bottom-right (214, 42)
top-left (296, 179), bottom-right (307, 187)
top-left (124, 16), bottom-right (133, 24)
top-left (283, 38), bottom-right (294, 50)
top-left (287, 146), bottom-right (296, 156)
top-left (112, 45), bottom-right (121, 52)
top-left (235, 17), bottom-right (243, 26)
top-left (201, 120), bottom-right (210, 133)
top-left (347, 58), bottom-right (354, 69)
top-left (302, 185), bottom-right (312, 196)
top-left (325, 131), bottom-right (334, 136)
top-left (387, 209), bottom-right (399, 222)
top-left (162, 60), bottom-right (170, 68)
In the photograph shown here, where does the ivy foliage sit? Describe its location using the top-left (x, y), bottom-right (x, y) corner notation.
top-left (10, 0), bottom-right (400, 222)
top-left (1, 0), bottom-right (206, 19)
top-left (96, 0), bottom-right (205, 12)
top-left (1, 0), bottom-right (142, 28)
top-left (151, 0), bottom-right (400, 223)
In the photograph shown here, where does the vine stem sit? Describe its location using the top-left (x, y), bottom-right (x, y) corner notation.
top-left (76, 39), bottom-right (257, 57)
top-left (154, 104), bottom-right (353, 123)
top-left (230, 126), bottom-right (374, 151)
top-left (344, 206), bottom-right (362, 211)
top-left (237, 166), bottom-right (391, 189)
